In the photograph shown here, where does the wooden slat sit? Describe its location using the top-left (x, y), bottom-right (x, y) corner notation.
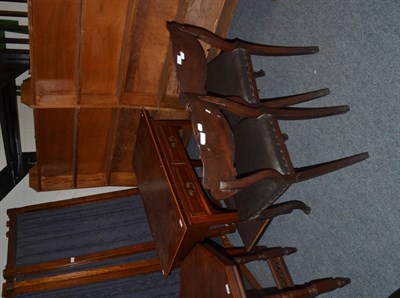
top-left (121, 0), bottom-right (180, 106)
top-left (7, 189), bottom-right (140, 214)
top-left (30, 0), bottom-right (80, 105)
top-left (109, 108), bottom-right (141, 185)
top-left (76, 108), bottom-right (114, 188)
top-left (24, 0), bottom-right (238, 191)
top-left (7, 242), bottom-right (156, 279)
top-left (10, 259), bottom-right (161, 296)
top-left (0, 10), bottom-right (28, 18)
top-left (34, 109), bottom-right (76, 190)
top-left (79, 0), bottom-right (130, 105)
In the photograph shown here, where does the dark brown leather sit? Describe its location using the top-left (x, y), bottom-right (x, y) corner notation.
top-left (227, 114), bottom-right (291, 220)
top-left (207, 47), bottom-right (293, 221)
top-left (207, 49), bottom-right (259, 104)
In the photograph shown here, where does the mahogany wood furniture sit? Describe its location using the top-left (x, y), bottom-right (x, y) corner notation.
top-left (167, 22), bottom-right (369, 248)
top-left (133, 109), bottom-right (240, 277)
top-left (184, 93), bottom-right (368, 214)
top-left (181, 240), bottom-right (351, 298)
top-left (22, 0), bottom-right (238, 191)
top-left (134, 109), bottom-right (307, 253)
top-left (2, 189), bottom-right (177, 297)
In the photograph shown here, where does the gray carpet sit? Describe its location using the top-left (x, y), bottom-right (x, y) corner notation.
top-left (227, 1), bottom-right (399, 297)
top-left (12, 195), bottom-right (180, 297)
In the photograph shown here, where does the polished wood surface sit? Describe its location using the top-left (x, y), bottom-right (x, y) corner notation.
top-left (5, 259), bottom-right (161, 297)
top-left (181, 241), bottom-right (351, 298)
top-left (181, 243), bottom-right (246, 298)
top-left (23, 0), bottom-right (238, 191)
top-left (132, 110), bottom-right (239, 276)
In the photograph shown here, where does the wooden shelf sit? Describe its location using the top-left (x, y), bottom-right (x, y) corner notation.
top-left (24, 0), bottom-right (238, 191)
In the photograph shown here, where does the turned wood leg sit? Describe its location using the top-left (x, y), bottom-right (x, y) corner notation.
top-left (233, 247), bottom-right (297, 265)
top-left (268, 277), bottom-right (351, 298)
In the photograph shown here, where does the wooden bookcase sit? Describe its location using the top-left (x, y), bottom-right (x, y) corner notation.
top-left (22, 0), bottom-right (238, 190)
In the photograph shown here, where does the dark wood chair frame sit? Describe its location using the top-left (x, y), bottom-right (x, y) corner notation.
top-left (167, 21), bottom-right (368, 218)
top-left (166, 21), bottom-right (368, 250)
top-left (181, 239), bottom-right (351, 298)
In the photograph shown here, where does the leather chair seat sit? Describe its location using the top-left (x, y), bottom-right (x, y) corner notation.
top-left (227, 114), bottom-right (291, 220)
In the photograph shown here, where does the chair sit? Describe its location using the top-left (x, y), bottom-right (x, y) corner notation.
top-left (167, 21), bottom-right (333, 106)
top-left (167, 21), bottom-right (368, 248)
top-left (181, 240), bottom-right (350, 298)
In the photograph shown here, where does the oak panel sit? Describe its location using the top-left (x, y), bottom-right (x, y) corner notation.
top-left (30, 0), bottom-right (80, 105)
top-left (76, 108), bottom-right (114, 187)
top-left (25, 0), bottom-right (237, 191)
top-left (80, 0), bottom-right (130, 105)
top-left (109, 108), bottom-right (142, 185)
top-left (122, 0), bottom-right (180, 106)
top-left (34, 109), bottom-right (76, 190)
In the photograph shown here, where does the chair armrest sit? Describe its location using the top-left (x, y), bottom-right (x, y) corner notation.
top-left (185, 93), bottom-right (266, 118)
top-left (171, 21), bottom-right (236, 52)
top-left (219, 169), bottom-right (287, 192)
top-left (187, 94), bottom-right (351, 120)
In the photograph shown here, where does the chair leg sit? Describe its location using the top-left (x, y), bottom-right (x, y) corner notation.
top-left (258, 200), bottom-right (311, 220)
top-left (171, 21), bottom-right (319, 56)
top-left (233, 39), bottom-right (319, 56)
top-left (195, 94), bottom-right (350, 131)
top-left (260, 88), bottom-right (330, 108)
top-left (273, 105), bottom-right (350, 120)
top-left (194, 95), bottom-right (349, 120)
top-left (267, 277), bottom-right (351, 298)
top-left (233, 247), bottom-right (297, 265)
top-left (295, 152), bottom-right (369, 182)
